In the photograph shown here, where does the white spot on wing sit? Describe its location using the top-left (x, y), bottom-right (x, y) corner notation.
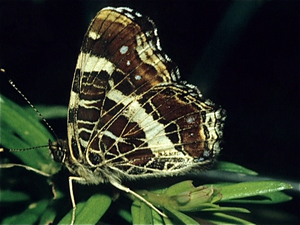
top-left (186, 115), bottom-right (196, 124)
top-left (120, 45), bottom-right (129, 55)
top-left (88, 31), bottom-right (101, 40)
top-left (134, 75), bottom-right (141, 80)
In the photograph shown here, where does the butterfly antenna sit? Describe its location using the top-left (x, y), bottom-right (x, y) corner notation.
top-left (1, 68), bottom-right (59, 140)
top-left (0, 145), bottom-right (49, 153)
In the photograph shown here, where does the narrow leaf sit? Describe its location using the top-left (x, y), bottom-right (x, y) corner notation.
top-left (219, 181), bottom-right (292, 201)
top-left (216, 161), bottom-right (257, 175)
top-left (0, 190), bottom-right (30, 202)
top-left (1, 199), bottom-right (49, 225)
top-left (164, 205), bottom-right (199, 225)
top-left (58, 193), bottom-right (111, 225)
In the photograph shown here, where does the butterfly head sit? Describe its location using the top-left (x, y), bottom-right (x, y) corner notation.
top-left (49, 139), bottom-right (68, 163)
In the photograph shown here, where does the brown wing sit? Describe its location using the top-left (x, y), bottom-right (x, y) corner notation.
top-left (67, 7), bottom-right (225, 178)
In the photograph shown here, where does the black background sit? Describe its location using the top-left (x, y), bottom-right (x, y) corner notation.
top-left (0, 0), bottom-right (299, 224)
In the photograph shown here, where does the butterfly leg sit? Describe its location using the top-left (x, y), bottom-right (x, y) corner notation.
top-left (110, 179), bottom-right (168, 218)
top-left (69, 176), bottom-right (86, 225)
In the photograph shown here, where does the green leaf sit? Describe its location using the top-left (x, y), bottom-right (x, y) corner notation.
top-left (0, 94), bottom-right (60, 175)
top-left (39, 205), bottom-right (57, 225)
top-left (118, 209), bottom-right (133, 223)
top-left (206, 212), bottom-right (255, 225)
top-left (139, 202), bottom-right (153, 224)
top-left (258, 191), bottom-right (292, 204)
top-left (164, 180), bottom-right (195, 196)
top-left (164, 205), bottom-right (199, 225)
top-left (225, 191), bottom-right (293, 204)
top-left (131, 200), bottom-right (141, 224)
top-left (216, 161), bottom-right (258, 175)
top-left (58, 193), bottom-right (111, 225)
top-left (152, 208), bottom-right (165, 225)
top-left (201, 206), bottom-right (250, 213)
top-left (0, 190), bottom-right (30, 202)
top-left (132, 200), bottom-right (158, 225)
top-left (217, 180), bottom-right (292, 201)
top-left (2, 199), bottom-right (50, 225)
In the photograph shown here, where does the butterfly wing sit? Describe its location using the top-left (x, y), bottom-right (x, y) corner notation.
top-left (67, 7), bottom-right (225, 179)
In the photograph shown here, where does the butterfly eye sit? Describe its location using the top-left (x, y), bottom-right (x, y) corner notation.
top-left (49, 140), bottom-right (66, 163)
top-left (53, 149), bottom-right (66, 163)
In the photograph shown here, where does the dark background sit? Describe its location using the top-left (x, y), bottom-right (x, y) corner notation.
top-left (0, 0), bottom-right (299, 224)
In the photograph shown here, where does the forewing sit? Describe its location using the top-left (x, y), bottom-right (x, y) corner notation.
top-left (67, 7), bottom-right (179, 163)
top-left (67, 7), bottom-right (225, 177)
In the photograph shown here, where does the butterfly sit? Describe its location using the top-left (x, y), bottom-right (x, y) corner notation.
top-left (1, 6), bottom-right (225, 224)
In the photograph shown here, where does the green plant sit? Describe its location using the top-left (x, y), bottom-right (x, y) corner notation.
top-left (0, 95), bottom-right (292, 224)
